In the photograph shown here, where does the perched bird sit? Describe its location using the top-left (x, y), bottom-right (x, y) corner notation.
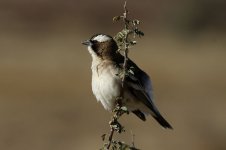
top-left (82, 34), bottom-right (172, 129)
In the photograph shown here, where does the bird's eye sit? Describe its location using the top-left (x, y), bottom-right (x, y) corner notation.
top-left (91, 40), bottom-right (98, 43)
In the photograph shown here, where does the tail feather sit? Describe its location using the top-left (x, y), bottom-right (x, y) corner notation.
top-left (132, 110), bottom-right (146, 121)
top-left (153, 113), bottom-right (173, 129)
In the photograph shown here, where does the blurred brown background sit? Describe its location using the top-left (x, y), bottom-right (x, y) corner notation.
top-left (0, 0), bottom-right (226, 150)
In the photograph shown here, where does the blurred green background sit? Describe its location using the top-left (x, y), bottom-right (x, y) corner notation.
top-left (0, 0), bottom-right (226, 150)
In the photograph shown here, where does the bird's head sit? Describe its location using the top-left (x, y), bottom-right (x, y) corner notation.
top-left (82, 34), bottom-right (119, 59)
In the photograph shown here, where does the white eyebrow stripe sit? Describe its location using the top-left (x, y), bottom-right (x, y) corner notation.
top-left (93, 35), bottom-right (111, 42)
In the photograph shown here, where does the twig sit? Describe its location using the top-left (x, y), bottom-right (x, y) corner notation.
top-left (102, 1), bottom-right (144, 149)
top-left (106, 104), bottom-right (120, 149)
top-left (131, 130), bottom-right (135, 147)
top-left (106, 99), bottom-right (126, 149)
top-left (122, 0), bottom-right (129, 87)
top-left (107, 2), bottom-right (130, 149)
top-left (123, 0), bottom-right (129, 29)
top-left (107, 129), bottom-right (115, 149)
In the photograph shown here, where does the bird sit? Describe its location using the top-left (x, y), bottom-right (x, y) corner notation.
top-left (82, 34), bottom-right (172, 129)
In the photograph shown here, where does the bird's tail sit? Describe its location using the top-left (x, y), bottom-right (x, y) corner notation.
top-left (152, 112), bottom-right (173, 129)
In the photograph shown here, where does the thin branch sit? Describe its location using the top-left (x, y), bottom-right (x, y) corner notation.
top-left (106, 1), bottom-right (134, 149)
top-left (107, 129), bottom-right (114, 149)
top-left (102, 1), bottom-right (143, 149)
top-left (131, 130), bottom-right (135, 147)
top-left (106, 100), bottom-right (125, 149)
top-left (106, 104), bottom-right (120, 149)
top-left (122, 0), bottom-right (129, 87)
top-left (123, 0), bottom-right (129, 29)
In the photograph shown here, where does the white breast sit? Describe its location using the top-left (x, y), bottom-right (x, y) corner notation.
top-left (91, 59), bottom-right (121, 111)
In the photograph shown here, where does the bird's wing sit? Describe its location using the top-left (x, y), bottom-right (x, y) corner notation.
top-left (124, 60), bottom-right (172, 129)
top-left (124, 61), bottom-right (156, 112)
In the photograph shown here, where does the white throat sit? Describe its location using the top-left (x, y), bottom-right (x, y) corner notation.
top-left (88, 46), bottom-right (102, 67)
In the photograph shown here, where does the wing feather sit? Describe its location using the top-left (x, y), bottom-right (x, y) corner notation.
top-left (124, 60), bottom-right (172, 129)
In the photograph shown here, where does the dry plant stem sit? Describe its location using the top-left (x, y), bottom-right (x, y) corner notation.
top-left (122, 0), bottom-right (129, 87)
top-left (106, 101), bottom-right (123, 149)
top-left (106, 1), bottom-right (130, 149)
top-left (123, 1), bottom-right (129, 29)
top-left (106, 113), bottom-right (116, 148)
top-left (107, 128), bottom-right (114, 149)
top-left (122, 44), bottom-right (129, 87)
top-left (131, 131), bottom-right (135, 147)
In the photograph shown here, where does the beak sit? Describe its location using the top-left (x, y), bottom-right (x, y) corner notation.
top-left (82, 40), bottom-right (92, 46)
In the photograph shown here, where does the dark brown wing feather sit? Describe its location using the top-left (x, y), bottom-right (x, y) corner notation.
top-left (124, 59), bottom-right (173, 129)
